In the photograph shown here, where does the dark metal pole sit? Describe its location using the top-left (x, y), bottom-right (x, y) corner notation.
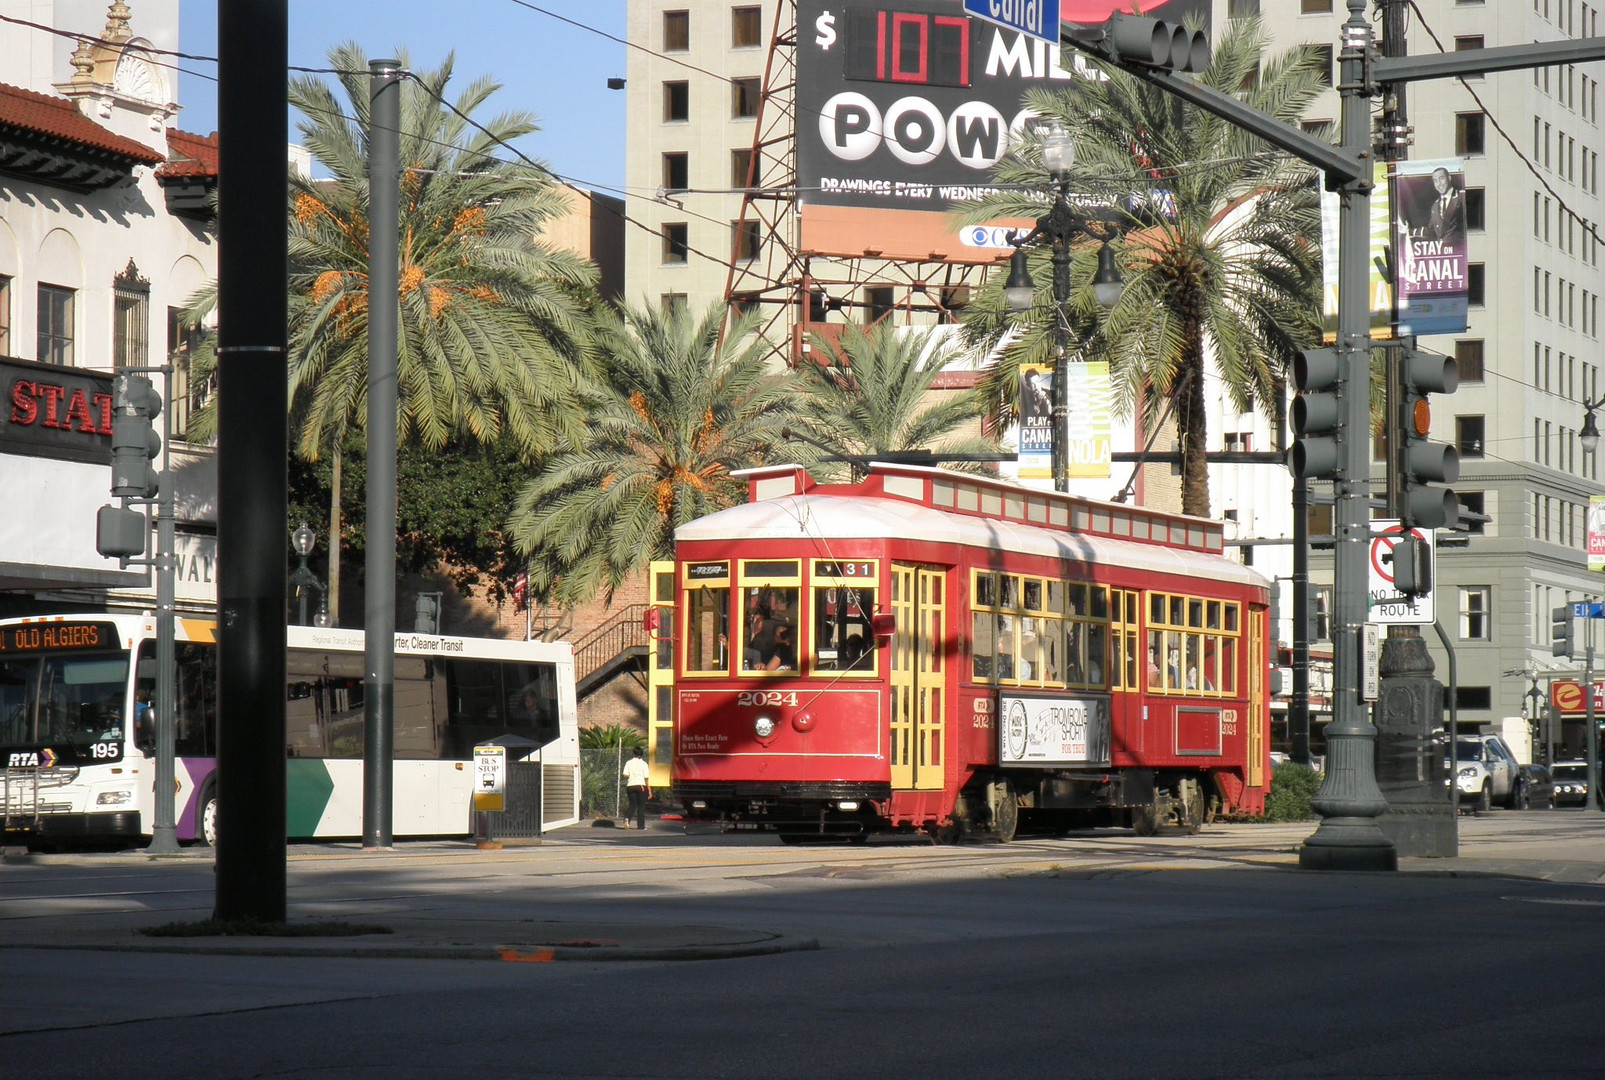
top-left (1290, 479), bottom-right (1312, 765)
top-left (362, 60), bottom-right (402, 850)
top-left (1050, 218), bottom-right (1071, 494)
top-left (214, 0), bottom-right (288, 921)
top-left (148, 362), bottom-right (179, 854)
top-left (1299, 0), bottom-right (1397, 871)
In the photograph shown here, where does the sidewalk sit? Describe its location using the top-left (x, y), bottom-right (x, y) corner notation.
top-left (5, 812), bottom-right (1602, 962)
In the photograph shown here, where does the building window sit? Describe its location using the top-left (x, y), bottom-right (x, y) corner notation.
top-left (37, 283), bottom-right (74, 366)
top-left (0, 274), bottom-right (10, 355)
top-left (732, 6), bottom-right (763, 48)
top-left (1455, 35), bottom-right (1484, 79)
top-left (661, 222), bottom-right (689, 264)
top-left (1468, 263), bottom-right (1486, 306)
top-left (1456, 415), bottom-right (1485, 458)
top-left (661, 292), bottom-right (688, 316)
top-left (1459, 587), bottom-right (1491, 640)
top-left (1314, 587), bottom-right (1331, 641)
top-left (167, 306), bottom-right (210, 442)
top-left (113, 260), bottom-right (150, 370)
top-left (731, 218), bottom-right (761, 262)
top-left (1459, 490), bottom-right (1486, 534)
top-left (1456, 112), bottom-right (1486, 155)
top-left (1464, 187), bottom-right (1485, 230)
top-left (1228, 0), bottom-right (1259, 14)
top-left (664, 10), bottom-right (689, 51)
top-left (663, 81), bottom-right (689, 122)
top-left (732, 77), bottom-right (761, 119)
top-left (865, 286), bottom-right (894, 323)
top-left (1455, 339), bottom-right (1485, 383)
top-left (1300, 0), bottom-right (1332, 10)
top-left (1454, 687), bottom-right (1492, 711)
top-left (1309, 44), bottom-right (1334, 87)
top-left (662, 151), bottom-right (688, 194)
top-left (731, 147), bottom-right (754, 189)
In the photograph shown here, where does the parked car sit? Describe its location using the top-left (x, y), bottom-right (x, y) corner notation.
top-left (1550, 761), bottom-right (1593, 807)
top-left (1448, 734), bottom-right (1522, 812)
top-left (1517, 763), bottom-right (1553, 810)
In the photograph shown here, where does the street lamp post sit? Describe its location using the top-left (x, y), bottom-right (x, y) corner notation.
top-left (288, 521), bottom-right (324, 627)
top-left (1006, 124), bottom-right (1125, 493)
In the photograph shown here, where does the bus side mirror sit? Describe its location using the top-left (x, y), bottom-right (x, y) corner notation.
top-left (872, 612), bottom-right (896, 641)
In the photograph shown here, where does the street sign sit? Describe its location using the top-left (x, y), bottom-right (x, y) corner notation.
top-left (1367, 520), bottom-right (1435, 625)
top-left (963, 0), bottom-right (1060, 43)
top-left (472, 744), bottom-right (506, 812)
top-left (1361, 624), bottom-right (1380, 701)
top-left (1572, 602), bottom-right (1605, 618)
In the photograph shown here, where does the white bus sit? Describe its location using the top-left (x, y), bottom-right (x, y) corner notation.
top-left (0, 613), bottom-right (579, 846)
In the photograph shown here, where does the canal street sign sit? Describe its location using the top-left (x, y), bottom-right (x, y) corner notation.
top-left (964, 0), bottom-right (1060, 42)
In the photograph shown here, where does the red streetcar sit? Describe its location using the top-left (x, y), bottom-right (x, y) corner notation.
top-left (654, 463), bottom-right (1272, 841)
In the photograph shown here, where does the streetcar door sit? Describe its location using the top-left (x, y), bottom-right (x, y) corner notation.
top-left (890, 564), bottom-right (946, 791)
top-left (645, 560), bottom-right (675, 790)
top-left (1247, 606), bottom-right (1266, 790)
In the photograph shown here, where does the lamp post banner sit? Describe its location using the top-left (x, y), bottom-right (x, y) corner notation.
top-left (1018, 363), bottom-right (1053, 478)
top-left (795, 0), bottom-right (1207, 263)
top-left (1064, 360), bottom-right (1112, 478)
top-left (1320, 160), bottom-right (1394, 339)
top-left (1394, 158), bottom-right (1469, 336)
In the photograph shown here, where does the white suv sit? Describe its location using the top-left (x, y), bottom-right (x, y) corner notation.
top-left (1448, 733), bottom-right (1523, 812)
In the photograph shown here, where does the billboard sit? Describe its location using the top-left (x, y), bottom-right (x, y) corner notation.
top-left (795, 0), bottom-right (1209, 263)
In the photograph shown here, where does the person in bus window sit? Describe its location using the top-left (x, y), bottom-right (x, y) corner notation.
top-left (1147, 645), bottom-right (1162, 688)
top-left (133, 687), bottom-right (155, 753)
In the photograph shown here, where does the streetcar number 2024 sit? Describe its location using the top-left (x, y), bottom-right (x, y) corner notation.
top-left (737, 691), bottom-right (798, 707)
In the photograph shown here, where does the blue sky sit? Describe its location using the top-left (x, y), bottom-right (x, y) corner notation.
top-left (176, 1), bottom-right (628, 195)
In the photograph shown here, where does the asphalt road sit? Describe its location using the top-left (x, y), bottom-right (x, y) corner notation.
top-left (3, 812), bottom-right (1603, 1079)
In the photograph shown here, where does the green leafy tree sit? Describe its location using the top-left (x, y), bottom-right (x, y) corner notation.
top-left (508, 302), bottom-right (807, 608)
top-left (185, 44), bottom-right (599, 615)
top-left (794, 321), bottom-right (1002, 477)
top-left (964, 16), bottom-right (1328, 517)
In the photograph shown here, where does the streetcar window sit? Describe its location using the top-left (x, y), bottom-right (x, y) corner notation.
top-left (812, 583), bottom-right (877, 673)
top-left (972, 610), bottom-right (995, 680)
top-left (1023, 579), bottom-right (1043, 612)
top-left (1045, 580), bottom-right (1064, 614)
top-left (739, 585), bottom-right (798, 672)
top-left (999, 575), bottom-right (1019, 609)
top-left (1144, 591), bottom-right (1242, 697)
top-left (685, 585), bottom-right (730, 674)
top-left (975, 572), bottom-right (996, 607)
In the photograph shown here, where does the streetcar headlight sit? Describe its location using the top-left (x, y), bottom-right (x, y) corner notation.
top-left (837, 801), bottom-right (859, 812)
top-left (96, 790), bottom-right (133, 806)
top-left (753, 716), bottom-right (777, 739)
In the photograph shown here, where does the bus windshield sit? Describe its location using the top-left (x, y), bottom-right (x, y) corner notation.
top-left (0, 651), bottom-right (130, 752)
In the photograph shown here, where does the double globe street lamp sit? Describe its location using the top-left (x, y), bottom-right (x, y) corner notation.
top-left (1005, 123), bottom-right (1126, 492)
top-left (289, 520), bottom-right (332, 627)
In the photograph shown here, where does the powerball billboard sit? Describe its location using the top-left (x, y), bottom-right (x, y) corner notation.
top-left (796, 0), bottom-right (1208, 264)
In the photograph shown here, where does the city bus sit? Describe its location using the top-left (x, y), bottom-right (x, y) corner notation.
top-left (0, 614), bottom-right (579, 846)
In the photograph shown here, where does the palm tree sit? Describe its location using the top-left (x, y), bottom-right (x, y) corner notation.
top-left (507, 302), bottom-right (807, 608)
top-left (963, 16), bottom-right (1328, 517)
top-left (184, 44), bottom-right (600, 619)
top-left (794, 321), bottom-right (1002, 477)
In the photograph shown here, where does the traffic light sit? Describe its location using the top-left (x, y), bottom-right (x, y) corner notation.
top-left (1391, 533), bottom-right (1431, 596)
top-left (1290, 347), bottom-right (1343, 480)
top-left (1394, 348), bottom-right (1460, 530)
top-left (110, 373), bottom-right (162, 499)
top-left (1552, 605), bottom-right (1575, 659)
top-left (1099, 12), bottom-right (1212, 74)
top-left (95, 504), bottom-right (147, 559)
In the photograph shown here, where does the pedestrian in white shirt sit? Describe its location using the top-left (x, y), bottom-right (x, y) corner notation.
top-left (622, 746), bottom-right (651, 830)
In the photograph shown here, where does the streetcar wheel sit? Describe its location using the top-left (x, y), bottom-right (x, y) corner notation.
top-left (991, 784), bottom-right (1019, 843)
top-left (1177, 779), bottom-right (1205, 836)
top-left (1130, 803), bottom-right (1159, 837)
top-left (197, 788), bottom-right (219, 848)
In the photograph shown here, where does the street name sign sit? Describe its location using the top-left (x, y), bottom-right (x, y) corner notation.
top-left (964, 0), bottom-right (1060, 43)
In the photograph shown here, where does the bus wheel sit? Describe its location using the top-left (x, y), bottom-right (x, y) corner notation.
top-left (197, 788), bottom-right (219, 848)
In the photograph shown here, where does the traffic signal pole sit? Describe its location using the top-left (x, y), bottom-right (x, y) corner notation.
top-left (1063, 1), bottom-right (1605, 867)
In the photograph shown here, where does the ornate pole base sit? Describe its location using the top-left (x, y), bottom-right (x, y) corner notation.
top-left (1299, 723), bottom-right (1399, 871)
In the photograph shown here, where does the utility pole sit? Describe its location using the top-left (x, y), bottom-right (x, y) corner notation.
top-left (363, 60), bottom-right (402, 851)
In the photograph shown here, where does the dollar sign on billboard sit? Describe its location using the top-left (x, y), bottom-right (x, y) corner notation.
top-left (815, 11), bottom-right (836, 50)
